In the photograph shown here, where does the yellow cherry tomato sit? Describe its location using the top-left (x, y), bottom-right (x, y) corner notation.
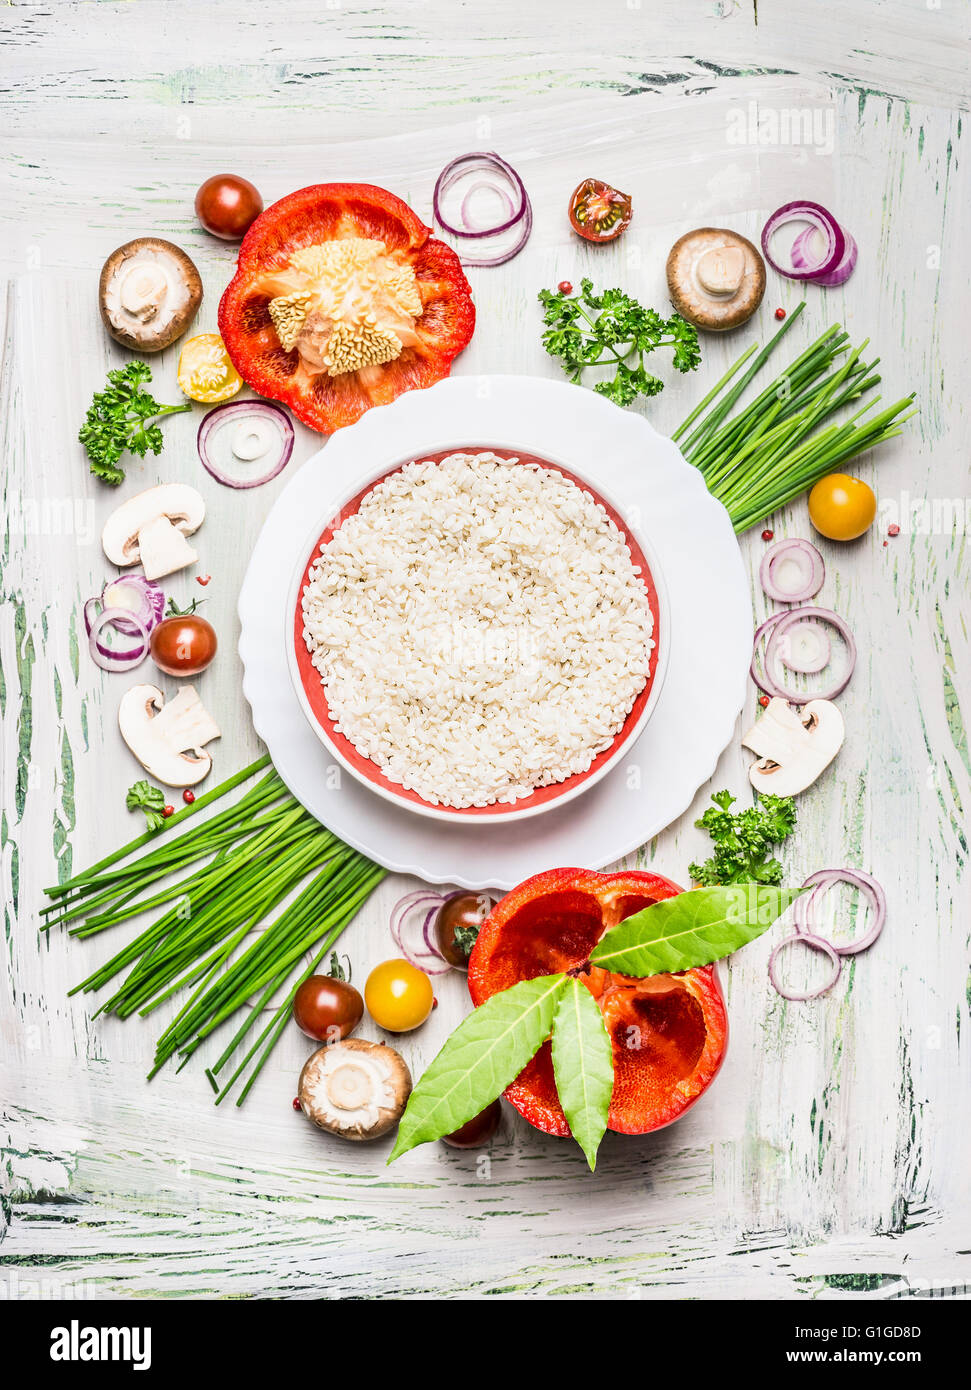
top-left (808, 473), bottom-right (877, 541)
top-left (364, 958), bottom-right (434, 1033)
top-left (177, 332), bottom-right (242, 403)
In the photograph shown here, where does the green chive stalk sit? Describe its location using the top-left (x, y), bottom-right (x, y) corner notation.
top-left (674, 303), bottom-right (917, 531)
top-left (43, 757), bottom-right (273, 902)
top-left (44, 758), bottom-right (385, 1105)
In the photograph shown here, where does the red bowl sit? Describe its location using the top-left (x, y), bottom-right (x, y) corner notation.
top-left (288, 446), bottom-right (669, 823)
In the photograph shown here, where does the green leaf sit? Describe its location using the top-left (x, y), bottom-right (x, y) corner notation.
top-left (389, 973), bottom-right (567, 1162)
top-left (125, 780), bottom-right (166, 831)
top-left (590, 884), bottom-right (804, 977)
top-left (551, 978), bottom-right (613, 1170)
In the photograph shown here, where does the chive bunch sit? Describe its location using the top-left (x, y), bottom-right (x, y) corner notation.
top-left (43, 757), bottom-right (384, 1105)
top-left (673, 302), bottom-right (917, 533)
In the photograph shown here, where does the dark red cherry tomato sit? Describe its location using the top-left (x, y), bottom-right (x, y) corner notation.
top-left (150, 613), bottom-right (218, 677)
top-left (442, 1099), bottom-right (502, 1149)
top-left (435, 892), bottom-right (496, 967)
top-left (568, 177), bottom-right (632, 243)
top-left (195, 175), bottom-right (263, 241)
top-left (293, 975), bottom-right (364, 1042)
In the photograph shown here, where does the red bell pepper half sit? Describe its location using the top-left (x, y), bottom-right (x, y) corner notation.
top-left (218, 183), bottom-right (475, 434)
top-left (467, 868), bottom-right (728, 1136)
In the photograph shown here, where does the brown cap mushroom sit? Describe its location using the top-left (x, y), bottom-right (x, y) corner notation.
top-left (298, 1039), bottom-right (412, 1141)
top-left (666, 228), bottom-right (766, 331)
top-left (99, 238), bottom-right (203, 352)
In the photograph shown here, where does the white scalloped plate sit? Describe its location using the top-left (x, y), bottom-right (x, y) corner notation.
top-left (238, 375), bottom-right (751, 891)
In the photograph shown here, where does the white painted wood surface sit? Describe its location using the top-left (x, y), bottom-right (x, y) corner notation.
top-left (1, 0), bottom-right (969, 1300)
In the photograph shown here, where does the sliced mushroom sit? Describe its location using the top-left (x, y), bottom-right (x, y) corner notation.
top-left (666, 228), bottom-right (766, 331)
top-left (298, 1039), bottom-right (411, 1141)
top-left (102, 483), bottom-right (205, 581)
top-left (741, 697), bottom-right (844, 796)
top-left (99, 238), bottom-right (203, 351)
top-left (119, 684), bottom-right (221, 787)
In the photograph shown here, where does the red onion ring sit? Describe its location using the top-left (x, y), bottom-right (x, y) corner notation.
top-left (791, 225), bottom-right (858, 287)
top-left (764, 608), bottom-right (855, 701)
top-left (85, 577), bottom-right (164, 655)
top-left (751, 612), bottom-right (788, 690)
top-left (99, 575), bottom-right (165, 638)
top-left (420, 904), bottom-right (441, 953)
top-left (460, 180), bottom-right (515, 232)
top-left (391, 889), bottom-right (444, 923)
top-left (197, 400), bottom-right (294, 490)
top-left (433, 152), bottom-right (533, 266)
top-left (434, 152), bottom-right (527, 238)
top-left (457, 199), bottom-right (532, 267)
top-left (761, 201), bottom-right (847, 282)
top-left (768, 931), bottom-right (842, 1001)
top-left (794, 868), bottom-right (886, 956)
top-left (421, 890), bottom-right (464, 955)
top-left (759, 537), bottom-right (825, 603)
top-left (84, 598), bottom-right (150, 663)
top-left (390, 890), bottom-right (445, 947)
top-left (415, 907), bottom-right (453, 975)
top-left (790, 226), bottom-right (822, 270)
top-left (86, 607), bottom-right (150, 672)
top-left (777, 619), bottom-right (831, 674)
top-left (751, 606), bottom-right (856, 704)
top-left (390, 891), bottom-right (453, 975)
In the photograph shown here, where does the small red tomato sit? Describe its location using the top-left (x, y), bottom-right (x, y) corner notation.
top-left (435, 892), bottom-right (497, 968)
top-left (557, 280), bottom-right (573, 294)
top-left (761, 528), bottom-right (774, 541)
top-left (568, 178), bottom-right (632, 242)
top-left (775, 307), bottom-right (787, 320)
top-left (758, 694), bottom-right (770, 708)
top-left (442, 1099), bottom-right (502, 1149)
top-left (182, 789), bottom-right (196, 804)
top-left (195, 175), bottom-right (263, 241)
top-left (150, 614), bottom-right (218, 677)
top-left (162, 804), bottom-right (175, 817)
top-left (293, 975), bottom-right (364, 1042)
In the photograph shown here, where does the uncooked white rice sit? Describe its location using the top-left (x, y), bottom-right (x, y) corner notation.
top-left (301, 451), bottom-right (654, 808)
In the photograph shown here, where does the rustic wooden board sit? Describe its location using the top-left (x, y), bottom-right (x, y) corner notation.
top-left (1, 0), bottom-right (969, 1300)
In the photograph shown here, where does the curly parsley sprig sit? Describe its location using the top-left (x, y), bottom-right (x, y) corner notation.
top-left (79, 361), bottom-right (191, 485)
top-left (538, 278), bottom-right (701, 407)
top-left (125, 780), bottom-right (167, 832)
top-left (689, 790), bottom-right (797, 887)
